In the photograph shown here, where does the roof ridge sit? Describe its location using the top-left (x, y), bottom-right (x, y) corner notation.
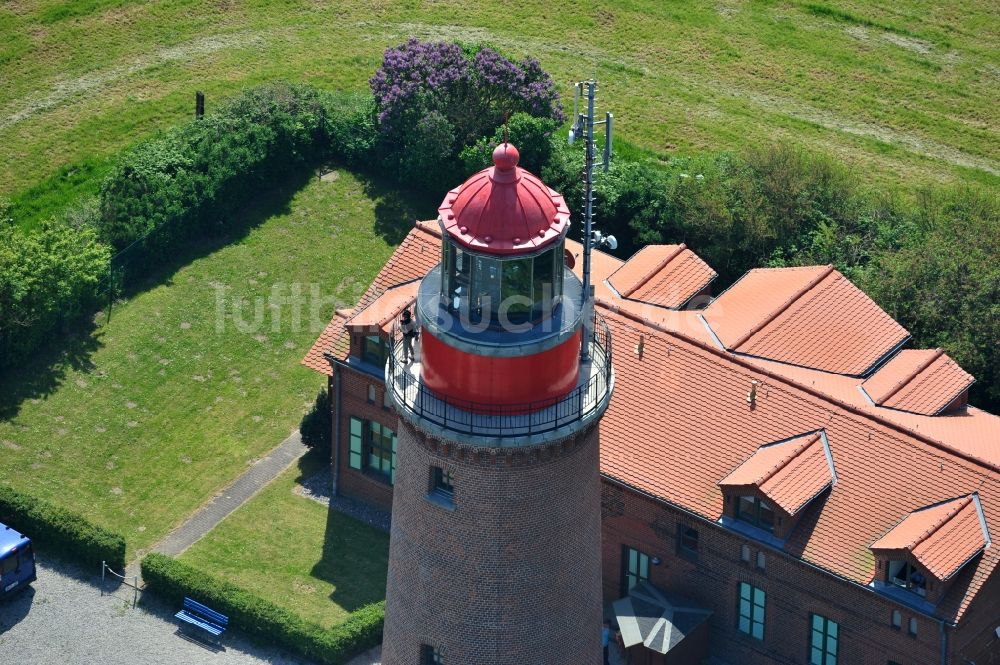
top-left (730, 265), bottom-right (836, 350)
top-left (909, 495), bottom-right (974, 552)
top-left (619, 244), bottom-right (687, 298)
top-left (596, 296), bottom-right (1000, 474)
top-left (755, 433), bottom-right (822, 486)
top-left (877, 348), bottom-right (946, 405)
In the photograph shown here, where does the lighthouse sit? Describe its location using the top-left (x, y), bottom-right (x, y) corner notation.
top-left (382, 142), bottom-right (614, 665)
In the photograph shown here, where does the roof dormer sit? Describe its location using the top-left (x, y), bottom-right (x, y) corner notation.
top-left (719, 431), bottom-right (836, 540)
top-left (702, 266), bottom-right (909, 376)
top-left (862, 349), bottom-right (975, 416)
top-left (871, 494), bottom-right (990, 603)
top-left (607, 244), bottom-right (716, 310)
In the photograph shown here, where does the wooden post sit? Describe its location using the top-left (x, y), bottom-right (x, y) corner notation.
top-left (195, 91), bottom-right (205, 119)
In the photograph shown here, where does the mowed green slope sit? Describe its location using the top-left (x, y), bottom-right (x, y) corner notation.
top-left (1, 0), bottom-right (998, 201)
top-left (0, 171), bottom-right (391, 554)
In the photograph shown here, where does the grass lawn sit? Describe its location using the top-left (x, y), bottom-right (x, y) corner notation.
top-left (180, 451), bottom-right (390, 629)
top-left (0, 168), bottom-right (405, 556)
top-left (2, 0), bottom-right (998, 225)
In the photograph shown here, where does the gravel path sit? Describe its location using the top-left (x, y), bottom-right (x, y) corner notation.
top-left (0, 557), bottom-right (311, 665)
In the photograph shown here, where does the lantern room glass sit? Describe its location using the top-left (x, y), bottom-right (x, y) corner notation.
top-left (441, 240), bottom-right (565, 327)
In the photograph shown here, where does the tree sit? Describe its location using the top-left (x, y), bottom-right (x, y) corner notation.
top-left (370, 39), bottom-right (563, 187)
top-left (300, 387), bottom-right (332, 455)
top-left (858, 188), bottom-right (1000, 410)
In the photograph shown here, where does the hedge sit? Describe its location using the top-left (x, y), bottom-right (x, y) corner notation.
top-left (97, 82), bottom-right (337, 262)
top-left (141, 553), bottom-right (384, 664)
top-left (0, 485), bottom-right (126, 571)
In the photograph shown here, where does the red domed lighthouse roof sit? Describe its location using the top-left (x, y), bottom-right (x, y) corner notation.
top-left (438, 143), bottom-right (571, 256)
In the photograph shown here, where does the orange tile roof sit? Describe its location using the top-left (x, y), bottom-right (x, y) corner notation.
top-left (599, 309), bottom-right (998, 622)
top-left (719, 432), bottom-right (835, 516)
top-left (304, 225), bottom-right (1000, 622)
top-left (739, 356), bottom-right (1000, 469)
top-left (863, 349), bottom-right (974, 416)
top-left (345, 280), bottom-right (420, 333)
top-left (607, 244), bottom-right (716, 309)
top-left (703, 266), bottom-right (910, 375)
top-left (871, 495), bottom-right (989, 581)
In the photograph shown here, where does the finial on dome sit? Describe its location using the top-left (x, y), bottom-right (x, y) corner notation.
top-left (492, 143), bottom-right (519, 171)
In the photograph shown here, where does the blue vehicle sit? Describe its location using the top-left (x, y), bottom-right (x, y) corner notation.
top-left (0, 522), bottom-right (35, 597)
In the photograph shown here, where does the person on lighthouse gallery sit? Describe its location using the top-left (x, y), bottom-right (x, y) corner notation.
top-left (400, 307), bottom-right (417, 363)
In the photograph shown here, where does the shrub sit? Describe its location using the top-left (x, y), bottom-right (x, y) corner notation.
top-left (97, 82), bottom-right (333, 261)
top-left (323, 93), bottom-right (378, 169)
top-left (370, 39), bottom-right (563, 186)
top-left (0, 218), bottom-right (111, 368)
top-left (589, 145), bottom-right (863, 284)
top-left (857, 187), bottom-right (1000, 411)
top-left (300, 387), bottom-right (332, 455)
top-left (459, 112), bottom-right (559, 176)
top-left (0, 485), bottom-right (126, 570)
top-left (141, 553), bottom-right (384, 664)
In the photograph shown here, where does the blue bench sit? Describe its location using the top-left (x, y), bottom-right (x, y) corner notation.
top-left (175, 597), bottom-right (228, 644)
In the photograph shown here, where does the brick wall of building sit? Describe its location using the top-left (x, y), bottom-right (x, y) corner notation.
top-left (601, 480), bottom-right (953, 665)
top-left (381, 418), bottom-right (604, 665)
top-left (952, 573), bottom-right (1000, 664)
top-left (332, 364), bottom-right (396, 511)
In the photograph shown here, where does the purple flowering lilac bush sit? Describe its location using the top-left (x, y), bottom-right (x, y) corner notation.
top-left (370, 38), bottom-right (563, 185)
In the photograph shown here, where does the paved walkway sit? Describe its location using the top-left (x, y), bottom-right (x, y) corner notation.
top-left (147, 430), bottom-right (306, 560)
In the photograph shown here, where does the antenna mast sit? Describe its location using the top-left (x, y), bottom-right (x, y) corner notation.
top-left (568, 80), bottom-right (614, 360)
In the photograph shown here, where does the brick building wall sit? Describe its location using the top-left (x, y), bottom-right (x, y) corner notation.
top-left (601, 479), bottom-right (966, 665)
top-left (381, 417), bottom-right (604, 665)
top-left (331, 363), bottom-right (397, 511)
top-left (951, 574), bottom-right (1000, 664)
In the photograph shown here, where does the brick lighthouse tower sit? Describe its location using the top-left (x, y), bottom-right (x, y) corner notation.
top-left (382, 142), bottom-right (614, 665)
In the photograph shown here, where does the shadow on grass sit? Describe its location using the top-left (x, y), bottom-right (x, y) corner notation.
top-left (294, 452), bottom-right (390, 614)
top-left (113, 167), bottom-right (315, 299)
top-left (0, 167), bottom-right (314, 421)
top-left (354, 170), bottom-right (439, 246)
top-left (0, 325), bottom-right (103, 420)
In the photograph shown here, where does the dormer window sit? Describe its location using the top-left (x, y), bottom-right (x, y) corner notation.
top-left (362, 335), bottom-right (388, 366)
top-left (872, 494), bottom-right (989, 604)
top-left (720, 431), bottom-right (836, 540)
top-left (737, 496), bottom-right (776, 533)
top-left (886, 560), bottom-right (926, 596)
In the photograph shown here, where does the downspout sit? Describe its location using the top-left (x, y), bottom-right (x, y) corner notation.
top-left (326, 355), bottom-right (342, 498)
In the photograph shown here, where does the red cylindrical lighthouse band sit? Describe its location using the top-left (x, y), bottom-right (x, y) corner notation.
top-left (420, 328), bottom-right (582, 412)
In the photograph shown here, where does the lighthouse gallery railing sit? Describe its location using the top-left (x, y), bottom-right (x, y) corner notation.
top-left (387, 316), bottom-right (613, 439)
